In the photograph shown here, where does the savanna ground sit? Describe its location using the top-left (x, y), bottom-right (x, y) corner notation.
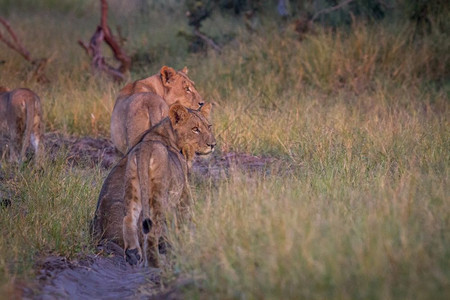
top-left (0, 0), bottom-right (449, 299)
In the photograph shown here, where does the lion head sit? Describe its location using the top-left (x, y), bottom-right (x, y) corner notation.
top-left (169, 102), bottom-right (216, 163)
top-left (160, 66), bottom-right (205, 110)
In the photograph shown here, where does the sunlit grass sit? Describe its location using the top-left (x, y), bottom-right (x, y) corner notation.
top-left (0, 1), bottom-right (449, 298)
top-left (173, 165), bottom-right (449, 299)
top-left (170, 57), bottom-right (449, 298)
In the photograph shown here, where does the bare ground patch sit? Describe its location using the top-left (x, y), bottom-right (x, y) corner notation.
top-left (25, 253), bottom-right (162, 299)
top-left (43, 132), bottom-right (279, 178)
top-left (10, 133), bottom-right (279, 299)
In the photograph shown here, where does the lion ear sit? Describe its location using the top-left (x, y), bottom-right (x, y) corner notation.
top-left (200, 102), bottom-right (212, 119)
top-left (169, 102), bottom-right (189, 125)
top-left (181, 66), bottom-right (188, 74)
top-left (160, 66), bottom-right (177, 86)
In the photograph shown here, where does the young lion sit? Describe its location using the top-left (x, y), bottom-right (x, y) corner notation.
top-left (110, 66), bottom-right (205, 154)
top-left (93, 103), bottom-right (215, 267)
top-left (0, 87), bottom-right (43, 163)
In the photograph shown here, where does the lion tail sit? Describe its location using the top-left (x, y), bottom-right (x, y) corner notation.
top-left (137, 149), bottom-right (152, 235)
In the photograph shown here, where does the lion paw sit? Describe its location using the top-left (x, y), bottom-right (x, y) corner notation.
top-left (125, 248), bottom-right (141, 265)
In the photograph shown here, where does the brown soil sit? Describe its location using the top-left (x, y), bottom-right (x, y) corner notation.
top-left (19, 133), bottom-right (278, 299)
top-left (27, 252), bottom-right (163, 299)
top-left (43, 132), bottom-right (122, 169)
top-left (43, 132), bottom-right (278, 178)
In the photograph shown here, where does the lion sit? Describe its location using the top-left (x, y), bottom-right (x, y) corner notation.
top-left (0, 87), bottom-right (43, 163)
top-left (110, 66), bottom-right (205, 154)
top-left (93, 102), bottom-right (215, 267)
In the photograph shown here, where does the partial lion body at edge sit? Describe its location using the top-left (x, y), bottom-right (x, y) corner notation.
top-left (0, 87), bottom-right (43, 163)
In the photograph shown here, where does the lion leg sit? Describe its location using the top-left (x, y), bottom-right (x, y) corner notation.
top-left (177, 186), bottom-right (193, 225)
top-left (8, 143), bottom-right (19, 163)
top-left (30, 132), bottom-right (42, 166)
top-left (123, 156), bottom-right (143, 266)
top-left (142, 231), bottom-right (149, 267)
top-left (8, 121), bottom-right (20, 163)
top-left (146, 180), bottom-right (167, 268)
top-left (123, 198), bottom-right (142, 265)
top-left (31, 111), bottom-right (43, 165)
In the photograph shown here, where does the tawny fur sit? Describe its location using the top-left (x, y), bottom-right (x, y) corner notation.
top-left (0, 88), bottom-right (43, 163)
top-left (110, 66), bottom-right (205, 154)
top-left (93, 103), bottom-right (215, 267)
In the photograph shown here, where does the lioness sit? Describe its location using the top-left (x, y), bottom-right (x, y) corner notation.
top-left (0, 87), bottom-right (43, 163)
top-left (93, 103), bottom-right (215, 267)
top-left (110, 66), bottom-right (205, 154)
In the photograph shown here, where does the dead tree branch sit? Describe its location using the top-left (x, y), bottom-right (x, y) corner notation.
top-left (193, 29), bottom-right (222, 54)
top-left (0, 17), bottom-right (31, 61)
top-left (0, 17), bottom-right (50, 83)
top-left (293, 0), bottom-right (356, 41)
top-left (310, 0), bottom-right (355, 23)
top-left (78, 0), bottom-right (130, 82)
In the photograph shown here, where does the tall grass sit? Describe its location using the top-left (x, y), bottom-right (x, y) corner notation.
top-left (170, 74), bottom-right (449, 298)
top-left (0, 155), bottom-right (105, 294)
top-left (0, 1), bottom-right (449, 298)
top-left (170, 12), bottom-right (449, 300)
top-left (174, 167), bottom-right (449, 299)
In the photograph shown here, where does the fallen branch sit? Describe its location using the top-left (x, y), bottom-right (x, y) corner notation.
top-left (310, 0), bottom-right (355, 23)
top-left (100, 0), bottom-right (130, 74)
top-left (293, 0), bottom-right (356, 41)
top-left (193, 29), bottom-right (222, 54)
top-left (0, 17), bottom-right (50, 83)
top-left (78, 0), bottom-right (130, 81)
top-left (0, 17), bottom-right (31, 61)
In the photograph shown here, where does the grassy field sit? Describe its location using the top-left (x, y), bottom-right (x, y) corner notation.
top-left (0, 1), bottom-right (449, 298)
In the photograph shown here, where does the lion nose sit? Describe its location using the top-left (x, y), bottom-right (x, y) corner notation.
top-left (198, 102), bottom-right (204, 107)
top-left (207, 141), bottom-right (216, 149)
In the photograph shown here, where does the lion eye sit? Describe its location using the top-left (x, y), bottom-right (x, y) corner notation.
top-left (185, 86), bottom-right (191, 93)
top-left (192, 127), bottom-right (200, 134)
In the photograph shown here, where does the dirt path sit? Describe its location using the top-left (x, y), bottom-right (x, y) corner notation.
top-left (31, 253), bottom-right (161, 299)
top-left (43, 132), bottom-right (278, 178)
top-left (20, 133), bottom-right (278, 299)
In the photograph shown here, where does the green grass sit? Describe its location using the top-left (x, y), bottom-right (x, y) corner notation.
top-left (0, 1), bottom-right (449, 299)
top-left (0, 154), bottom-right (105, 294)
top-left (173, 170), bottom-right (449, 299)
top-left (171, 90), bottom-right (449, 298)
